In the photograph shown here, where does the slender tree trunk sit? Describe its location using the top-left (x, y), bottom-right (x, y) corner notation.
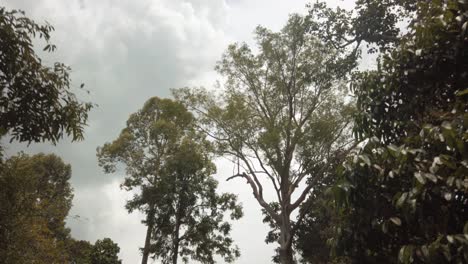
top-left (172, 219), bottom-right (181, 264)
top-left (172, 200), bottom-right (183, 264)
top-left (141, 205), bottom-right (156, 264)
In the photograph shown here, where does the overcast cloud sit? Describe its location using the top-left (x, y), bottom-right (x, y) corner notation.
top-left (3, 0), bottom-right (354, 263)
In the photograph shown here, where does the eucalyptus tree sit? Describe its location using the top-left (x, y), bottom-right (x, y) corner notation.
top-left (97, 97), bottom-right (192, 264)
top-left (174, 14), bottom-right (354, 264)
top-left (97, 97), bottom-right (242, 264)
top-left (148, 138), bottom-right (242, 264)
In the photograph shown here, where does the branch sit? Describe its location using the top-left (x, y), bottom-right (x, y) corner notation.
top-left (227, 172), bottom-right (281, 224)
top-left (291, 197), bottom-right (314, 235)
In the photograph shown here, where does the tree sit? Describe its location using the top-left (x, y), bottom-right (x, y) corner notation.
top-left (67, 239), bottom-right (93, 264)
top-left (97, 97), bottom-right (242, 264)
top-left (0, 153), bottom-right (74, 263)
top-left (307, 0), bottom-right (417, 56)
top-left (174, 14), bottom-right (354, 264)
top-left (148, 139), bottom-right (242, 264)
top-left (331, 0), bottom-right (468, 263)
top-left (262, 165), bottom-right (348, 264)
top-left (91, 238), bottom-right (122, 264)
top-left (0, 7), bottom-right (92, 143)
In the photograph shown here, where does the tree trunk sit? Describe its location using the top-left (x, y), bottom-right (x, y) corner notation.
top-left (279, 244), bottom-right (294, 264)
top-left (172, 220), bottom-right (181, 264)
top-left (141, 206), bottom-right (156, 264)
top-left (278, 207), bottom-right (294, 264)
top-left (172, 200), bottom-right (183, 264)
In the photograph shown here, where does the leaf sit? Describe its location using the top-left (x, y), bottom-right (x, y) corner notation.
top-left (388, 144), bottom-right (399, 156)
top-left (441, 121), bottom-right (452, 130)
top-left (399, 245), bottom-right (413, 263)
top-left (456, 88), bottom-right (468, 96)
top-left (390, 217), bottom-right (402, 226)
top-left (447, 235), bottom-right (454, 243)
top-left (414, 172), bottom-right (426, 184)
top-left (359, 154), bottom-right (371, 166)
top-left (396, 192), bottom-right (407, 207)
top-left (444, 192), bottom-right (452, 201)
top-left (424, 173), bottom-right (437, 183)
top-left (421, 245), bottom-right (429, 259)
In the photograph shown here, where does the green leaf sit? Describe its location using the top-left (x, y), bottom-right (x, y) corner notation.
top-left (396, 192), bottom-right (407, 208)
top-left (456, 89), bottom-right (468, 96)
top-left (359, 154), bottom-right (371, 166)
top-left (414, 172), bottom-right (426, 184)
top-left (424, 173), bottom-right (437, 183)
top-left (447, 235), bottom-right (454, 244)
top-left (390, 217), bottom-right (402, 226)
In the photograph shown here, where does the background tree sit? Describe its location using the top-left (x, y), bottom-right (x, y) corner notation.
top-left (174, 14), bottom-right (354, 264)
top-left (97, 97), bottom-right (192, 264)
top-left (0, 7), bottom-right (92, 144)
top-left (97, 97), bottom-right (242, 264)
top-left (67, 239), bottom-right (94, 264)
top-left (331, 0), bottom-right (468, 263)
top-left (0, 153), bottom-right (121, 263)
top-left (307, 0), bottom-right (417, 58)
top-left (91, 238), bottom-right (122, 264)
top-left (147, 138), bottom-right (242, 264)
top-left (0, 153), bottom-right (73, 263)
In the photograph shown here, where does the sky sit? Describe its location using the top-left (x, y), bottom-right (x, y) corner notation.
top-left (3, 0), bottom-right (354, 263)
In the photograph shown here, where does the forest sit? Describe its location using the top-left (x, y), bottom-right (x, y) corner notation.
top-left (0, 0), bottom-right (467, 263)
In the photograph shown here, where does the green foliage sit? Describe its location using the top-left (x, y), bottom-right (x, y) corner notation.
top-left (67, 239), bottom-right (94, 264)
top-left (307, 0), bottom-right (416, 54)
top-left (0, 153), bottom-right (73, 263)
top-left (331, 0), bottom-right (468, 263)
top-left (174, 13), bottom-right (354, 264)
top-left (91, 238), bottom-right (122, 264)
top-left (149, 139), bottom-right (242, 264)
top-left (0, 7), bottom-right (92, 143)
top-left (294, 178), bottom-right (350, 264)
top-left (97, 97), bottom-right (242, 264)
top-left (0, 153), bottom-right (120, 263)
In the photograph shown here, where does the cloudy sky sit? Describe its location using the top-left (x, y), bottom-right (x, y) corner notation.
top-left (3, 0), bottom-right (355, 263)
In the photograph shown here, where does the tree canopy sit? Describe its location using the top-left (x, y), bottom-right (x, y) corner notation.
top-left (328, 0), bottom-right (468, 263)
top-left (91, 238), bottom-right (122, 264)
top-left (0, 7), bottom-right (92, 143)
top-left (174, 13), bottom-right (354, 264)
top-left (97, 97), bottom-right (242, 264)
top-left (0, 153), bottom-right (73, 263)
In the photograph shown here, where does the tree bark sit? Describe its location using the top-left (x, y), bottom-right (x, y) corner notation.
top-left (172, 199), bottom-right (183, 264)
top-left (141, 206), bottom-right (155, 264)
top-left (279, 244), bottom-right (294, 264)
top-left (278, 203), bottom-right (294, 264)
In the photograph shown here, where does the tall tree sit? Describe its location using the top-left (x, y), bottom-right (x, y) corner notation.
top-left (330, 0), bottom-right (468, 263)
top-left (0, 153), bottom-right (73, 263)
top-left (0, 7), bottom-right (92, 144)
top-left (91, 238), bottom-right (122, 264)
top-left (150, 138), bottom-right (242, 264)
top-left (174, 14), bottom-right (354, 264)
top-left (97, 97), bottom-right (242, 264)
